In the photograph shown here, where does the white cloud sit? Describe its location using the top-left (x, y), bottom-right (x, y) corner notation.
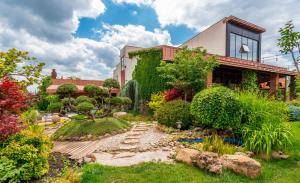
top-left (100, 24), bottom-right (171, 49)
top-left (112, 0), bottom-right (154, 6)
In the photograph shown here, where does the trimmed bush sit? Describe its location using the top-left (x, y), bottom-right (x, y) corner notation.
top-left (56, 84), bottom-right (78, 97)
top-left (288, 105), bottom-right (300, 121)
top-left (148, 92), bottom-right (165, 111)
top-left (47, 102), bottom-right (63, 113)
top-left (156, 100), bottom-right (192, 129)
top-left (191, 87), bottom-right (242, 129)
top-left (75, 96), bottom-right (92, 104)
top-left (76, 102), bottom-right (94, 114)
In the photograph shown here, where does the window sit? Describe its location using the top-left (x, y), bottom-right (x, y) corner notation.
top-left (229, 33), bottom-right (259, 61)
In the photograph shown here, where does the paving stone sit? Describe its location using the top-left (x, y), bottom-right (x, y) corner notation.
top-left (128, 132), bottom-right (144, 136)
top-left (122, 139), bottom-right (139, 144)
top-left (119, 144), bottom-right (138, 151)
top-left (114, 152), bottom-right (136, 158)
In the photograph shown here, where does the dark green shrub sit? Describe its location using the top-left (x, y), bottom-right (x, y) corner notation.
top-left (120, 97), bottom-right (132, 105)
top-left (84, 85), bottom-right (101, 97)
top-left (288, 105), bottom-right (300, 121)
top-left (191, 86), bottom-right (242, 129)
top-left (241, 70), bottom-right (258, 91)
top-left (47, 102), bottom-right (63, 113)
top-left (109, 97), bottom-right (123, 105)
top-left (156, 100), bottom-right (192, 129)
top-left (56, 84), bottom-right (78, 98)
top-left (120, 80), bottom-right (140, 112)
top-left (76, 102), bottom-right (94, 114)
top-left (75, 96), bottom-right (92, 104)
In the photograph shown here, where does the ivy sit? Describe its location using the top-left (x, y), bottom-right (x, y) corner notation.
top-left (129, 48), bottom-right (169, 101)
top-left (241, 70), bottom-right (258, 92)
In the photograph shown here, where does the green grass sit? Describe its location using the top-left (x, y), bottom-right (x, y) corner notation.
top-left (81, 122), bottom-right (300, 183)
top-left (52, 117), bottom-right (130, 140)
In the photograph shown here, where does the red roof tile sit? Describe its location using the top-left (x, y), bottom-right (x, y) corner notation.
top-left (223, 16), bottom-right (266, 33)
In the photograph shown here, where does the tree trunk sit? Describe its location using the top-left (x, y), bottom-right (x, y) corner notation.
top-left (291, 50), bottom-right (300, 72)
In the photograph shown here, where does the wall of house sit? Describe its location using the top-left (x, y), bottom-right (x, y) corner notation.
top-left (113, 63), bottom-right (121, 83)
top-left (180, 20), bottom-right (226, 56)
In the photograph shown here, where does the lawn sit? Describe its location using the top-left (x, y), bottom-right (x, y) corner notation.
top-left (52, 117), bottom-right (130, 140)
top-left (81, 122), bottom-right (300, 183)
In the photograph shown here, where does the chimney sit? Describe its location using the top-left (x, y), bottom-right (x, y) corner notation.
top-left (51, 69), bottom-right (57, 79)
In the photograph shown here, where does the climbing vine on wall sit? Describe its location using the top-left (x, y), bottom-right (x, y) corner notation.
top-left (129, 48), bottom-right (169, 101)
top-left (241, 70), bottom-right (258, 92)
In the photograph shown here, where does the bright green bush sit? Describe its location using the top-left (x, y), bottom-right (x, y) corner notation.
top-left (202, 135), bottom-right (236, 155)
top-left (148, 92), bottom-right (165, 111)
top-left (156, 100), bottom-right (192, 129)
top-left (242, 122), bottom-right (292, 157)
top-left (191, 87), bottom-right (242, 129)
top-left (47, 102), bottom-right (63, 113)
top-left (76, 102), bottom-right (94, 114)
top-left (19, 110), bottom-right (40, 124)
top-left (75, 96), bottom-right (92, 104)
top-left (45, 95), bottom-right (60, 103)
top-left (241, 70), bottom-right (258, 91)
top-left (0, 129), bottom-right (53, 182)
top-left (56, 84), bottom-right (78, 97)
top-left (120, 97), bottom-right (132, 105)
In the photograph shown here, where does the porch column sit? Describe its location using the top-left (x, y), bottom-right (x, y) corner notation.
top-left (206, 71), bottom-right (213, 88)
top-left (290, 75), bottom-right (296, 100)
top-left (269, 73), bottom-right (279, 96)
top-left (284, 76), bottom-right (288, 102)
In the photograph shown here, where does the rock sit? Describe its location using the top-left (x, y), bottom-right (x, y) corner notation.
top-left (220, 154), bottom-right (261, 178)
top-left (245, 151), bottom-right (255, 158)
top-left (162, 147), bottom-right (169, 151)
top-left (234, 152), bottom-right (247, 156)
top-left (86, 154), bottom-right (96, 162)
top-left (83, 157), bottom-right (92, 163)
top-left (87, 134), bottom-right (93, 139)
top-left (52, 115), bottom-right (60, 123)
top-left (175, 148), bottom-right (200, 165)
top-left (104, 133), bottom-right (110, 137)
top-left (114, 152), bottom-right (136, 158)
top-left (113, 112), bottom-right (127, 118)
top-left (192, 152), bottom-right (222, 174)
top-left (271, 151), bottom-right (289, 160)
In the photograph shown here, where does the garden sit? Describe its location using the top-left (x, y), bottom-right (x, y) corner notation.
top-left (1, 46), bottom-right (300, 183)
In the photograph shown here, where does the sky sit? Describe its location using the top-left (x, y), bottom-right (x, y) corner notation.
top-left (0, 0), bottom-right (300, 86)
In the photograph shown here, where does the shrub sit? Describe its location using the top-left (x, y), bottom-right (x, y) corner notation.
top-left (163, 88), bottom-right (183, 102)
top-left (241, 70), bottom-right (258, 91)
top-left (19, 109), bottom-right (40, 125)
top-left (191, 87), bottom-right (242, 130)
top-left (56, 84), bottom-right (78, 98)
top-left (202, 135), bottom-right (236, 155)
top-left (237, 92), bottom-right (288, 126)
top-left (76, 102), bottom-right (94, 115)
top-left (120, 97), bottom-right (132, 105)
top-left (288, 105), bottom-right (300, 121)
top-left (288, 99), bottom-right (300, 107)
top-left (0, 128), bottom-right (53, 182)
top-left (84, 85), bottom-right (101, 97)
top-left (45, 95), bottom-right (60, 103)
top-left (148, 92), bottom-right (165, 111)
top-left (242, 122), bottom-right (293, 157)
top-left (156, 100), bottom-right (192, 129)
top-left (75, 96), bottom-right (92, 104)
top-left (47, 102), bottom-right (63, 113)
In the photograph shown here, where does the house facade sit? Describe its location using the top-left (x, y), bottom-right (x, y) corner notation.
top-left (113, 16), bottom-right (298, 99)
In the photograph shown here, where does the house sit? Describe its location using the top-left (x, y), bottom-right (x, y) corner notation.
top-left (47, 69), bottom-right (119, 96)
top-left (113, 16), bottom-right (298, 99)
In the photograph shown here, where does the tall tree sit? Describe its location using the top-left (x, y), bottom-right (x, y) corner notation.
top-left (278, 20), bottom-right (300, 72)
top-left (157, 47), bottom-right (218, 101)
top-left (0, 48), bottom-right (45, 87)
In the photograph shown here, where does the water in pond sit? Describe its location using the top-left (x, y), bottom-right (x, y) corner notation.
top-left (178, 137), bottom-right (243, 146)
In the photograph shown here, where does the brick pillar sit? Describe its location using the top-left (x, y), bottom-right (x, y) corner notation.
top-left (290, 75), bottom-right (296, 100)
top-left (269, 73), bottom-right (279, 96)
top-left (284, 76), bottom-right (288, 102)
top-left (206, 71), bottom-right (213, 88)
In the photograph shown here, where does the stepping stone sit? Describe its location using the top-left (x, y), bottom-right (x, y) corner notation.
top-left (114, 152), bottom-right (136, 158)
top-left (122, 139), bottom-right (139, 145)
top-left (128, 132), bottom-right (143, 136)
top-left (119, 144), bottom-right (137, 151)
top-left (125, 136), bottom-right (140, 140)
top-left (133, 128), bottom-right (148, 132)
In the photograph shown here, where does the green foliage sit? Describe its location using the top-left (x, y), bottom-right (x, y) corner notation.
top-left (52, 117), bottom-right (130, 140)
top-left (120, 80), bottom-right (140, 112)
top-left (242, 122), bottom-right (293, 157)
top-left (148, 92), bottom-right (165, 111)
top-left (45, 95), bottom-right (60, 103)
top-left (76, 102), bottom-right (94, 114)
top-left (56, 84), bottom-right (78, 97)
top-left (156, 100), bottom-right (192, 129)
top-left (84, 85), bottom-right (101, 97)
top-left (241, 70), bottom-right (258, 91)
top-left (47, 102), bottom-right (63, 113)
top-left (288, 105), bottom-right (300, 121)
top-left (118, 113), bottom-right (153, 122)
top-left (191, 87), bottom-right (242, 129)
top-left (237, 92), bottom-right (288, 126)
top-left (103, 78), bottom-right (120, 89)
top-left (202, 135), bottom-right (236, 155)
top-left (0, 48), bottom-right (45, 87)
top-left (36, 76), bottom-right (52, 110)
top-left (130, 48), bottom-right (169, 100)
top-left (0, 128), bottom-right (53, 182)
top-left (61, 97), bottom-right (76, 105)
top-left (157, 47), bottom-right (218, 100)
top-left (19, 110), bottom-right (39, 125)
top-left (75, 95), bottom-right (92, 104)
top-left (70, 114), bottom-right (88, 120)
top-left (278, 20), bottom-right (300, 72)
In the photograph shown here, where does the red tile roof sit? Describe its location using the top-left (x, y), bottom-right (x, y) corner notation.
top-left (223, 16), bottom-right (266, 33)
top-left (46, 79), bottom-right (119, 94)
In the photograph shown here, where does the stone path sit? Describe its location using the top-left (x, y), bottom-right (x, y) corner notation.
top-left (52, 122), bottom-right (174, 166)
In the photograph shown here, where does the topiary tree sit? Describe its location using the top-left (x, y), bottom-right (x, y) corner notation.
top-left (120, 97), bottom-right (132, 111)
top-left (156, 100), bottom-right (192, 129)
top-left (84, 85), bottom-right (109, 108)
top-left (75, 96), bottom-right (92, 104)
top-left (103, 78), bottom-right (119, 97)
top-left (191, 86), bottom-right (242, 130)
top-left (56, 84), bottom-right (78, 110)
top-left (84, 85), bottom-right (101, 97)
top-left (47, 102), bottom-right (63, 113)
top-left (76, 102), bottom-right (95, 119)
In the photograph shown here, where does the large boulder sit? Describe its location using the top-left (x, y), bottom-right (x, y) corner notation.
top-left (52, 115), bottom-right (60, 123)
top-left (220, 154), bottom-right (261, 178)
top-left (192, 151), bottom-right (222, 174)
top-left (175, 148), bottom-right (200, 165)
top-left (113, 112), bottom-right (127, 118)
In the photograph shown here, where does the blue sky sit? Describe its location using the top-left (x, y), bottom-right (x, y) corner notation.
top-left (0, 0), bottom-right (299, 84)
